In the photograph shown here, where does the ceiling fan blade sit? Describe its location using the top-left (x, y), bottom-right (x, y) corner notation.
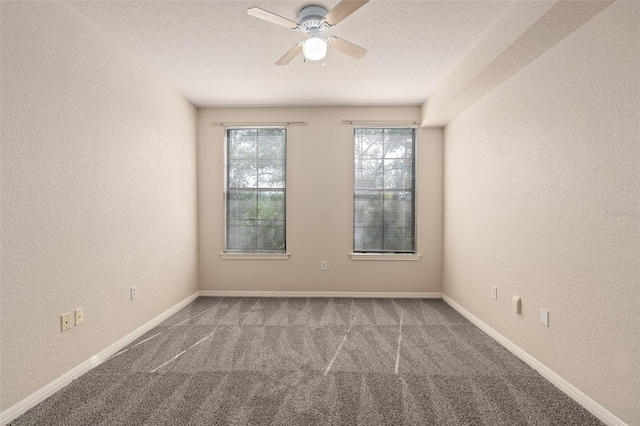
top-left (327, 37), bottom-right (367, 59)
top-left (247, 7), bottom-right (299, 29)
top-left (323, 0), bottom-right (369, 26)
top-left (276, 42), bottom-right (304, 66)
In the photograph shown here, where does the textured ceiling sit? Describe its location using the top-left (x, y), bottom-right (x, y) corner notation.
top-left (68, 0), bottom-right (511, 107)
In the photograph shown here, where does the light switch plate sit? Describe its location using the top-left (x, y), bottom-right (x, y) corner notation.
top-left (540, 308), bottom-right (549, 327)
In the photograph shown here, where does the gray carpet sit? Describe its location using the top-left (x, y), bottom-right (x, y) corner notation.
top-left (10, 298), bottom-right (603, 425)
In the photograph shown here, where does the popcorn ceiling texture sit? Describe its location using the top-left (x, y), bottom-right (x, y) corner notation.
top-left (443, 1), bottom-right (640, 424)
top-left (67, 0), bottom-right (511, 107)
top-left (0, 1), bottom-right (198, 411)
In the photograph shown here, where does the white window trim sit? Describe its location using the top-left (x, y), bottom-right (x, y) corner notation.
top-left (349, 253), bottom-right (421, 261)
top-left (220, 253), bottom-right (290, 260)
top-left (353, 127), bottom-right (418, 255)
top-left (223, 126), bottom-right (287, 254)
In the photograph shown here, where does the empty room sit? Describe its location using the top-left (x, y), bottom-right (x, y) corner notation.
top-left (1, 0), bottom-right (638, 425)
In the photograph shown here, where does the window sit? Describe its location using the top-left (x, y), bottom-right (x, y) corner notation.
top-left (354, 128), bottom-right (416, 253)
top-left (225, 128), bottom-right (286, 253)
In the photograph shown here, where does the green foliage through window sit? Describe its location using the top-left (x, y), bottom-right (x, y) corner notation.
top-left (226, 128), bottom-right (286, 252)
top-left (354, 128), bottom-right (416, 253)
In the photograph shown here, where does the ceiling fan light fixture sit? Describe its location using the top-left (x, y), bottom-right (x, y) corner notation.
top-left (247, 0), bottom-right (369, 66)
top-left (303, 36), bottom-right (327, 61)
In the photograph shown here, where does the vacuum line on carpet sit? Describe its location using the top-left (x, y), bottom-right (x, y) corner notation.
top-left (150, 330), bottom-right (217, 373)
top-left (394, 311), bottom-right (403, 374)
top-left (324, 312), bottom-right (359, 376)
top-left (168, 309), bottom-right (211, 329)
top-left (110, 332), bottom-right (162, 359)
top-left (150, 350), bottom-right (187, 373)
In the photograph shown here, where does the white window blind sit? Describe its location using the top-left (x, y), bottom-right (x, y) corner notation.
top-left (354, 128), bottom-right (416, 253)
top-left (225, 128), bottom-right (286, 252)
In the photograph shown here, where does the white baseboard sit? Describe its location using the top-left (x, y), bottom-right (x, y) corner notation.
top-left (442, 294), bottom-right (626, 426)
top-left (199, 290), bottom-right (442, 299)
top-left (11, 292), bottom-right (617, 425)
top-left (0, 292), bottom-right (200, 426)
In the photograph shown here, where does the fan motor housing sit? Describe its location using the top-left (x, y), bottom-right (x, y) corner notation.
top-left (299, 6), bottom-right (328, 31)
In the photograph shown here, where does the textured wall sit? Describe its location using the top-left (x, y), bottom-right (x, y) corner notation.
top-left (198, 107), bottom-right (443, 294)
top-left (421, 1), bottom-right (612, 127)
top-left (443, 2), bottom-right (639, 424)
top-left (0, 2), bottom-right (198, 411)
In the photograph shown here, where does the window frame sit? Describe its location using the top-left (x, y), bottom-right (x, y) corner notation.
top-left (222, 126), bottom-right (288, 259)
top-left (351, 126), bottom-right (420, 260)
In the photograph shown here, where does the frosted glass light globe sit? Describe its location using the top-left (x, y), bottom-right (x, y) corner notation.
top-left (303, 37), bottom-right (327, 61)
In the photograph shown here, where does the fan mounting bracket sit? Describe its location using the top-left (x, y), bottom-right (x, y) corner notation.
top-left (297, 6), bottom-right (331, 33)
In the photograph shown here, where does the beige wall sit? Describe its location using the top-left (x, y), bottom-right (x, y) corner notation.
top-left (442, 2), bottom-right (639, 424)
top-left (0, 2), bottom-right (198, 411)
top-left (198, 107), bottom-right (443, 294)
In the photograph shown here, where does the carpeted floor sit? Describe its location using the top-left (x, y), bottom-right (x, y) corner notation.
top-left (10, 297), bottom-right (603, 425)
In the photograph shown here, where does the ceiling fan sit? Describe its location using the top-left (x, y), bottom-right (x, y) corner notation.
top-left (247, 0), bottom-right (369, 65)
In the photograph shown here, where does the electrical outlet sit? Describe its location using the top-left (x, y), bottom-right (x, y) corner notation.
top-left (61, 313), bottom-right (71, 332)
top-left (320, 261), bottom-right (328, 271)
top-left (75, 308), bottom-right (84, 325)
top-left (512, 296), bottom-right (521, 314)
top-left (491, 286), bottom-right (497, 300)
top-left (540, 308), bottom-right (549, 327)
top-left (130, 286), bottom-right (137, 300)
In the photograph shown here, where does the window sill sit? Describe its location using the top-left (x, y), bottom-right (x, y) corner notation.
top-left (349, 253), bottom-right (421, 261)
top-left (220, 253), bottom-right (289, 260)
